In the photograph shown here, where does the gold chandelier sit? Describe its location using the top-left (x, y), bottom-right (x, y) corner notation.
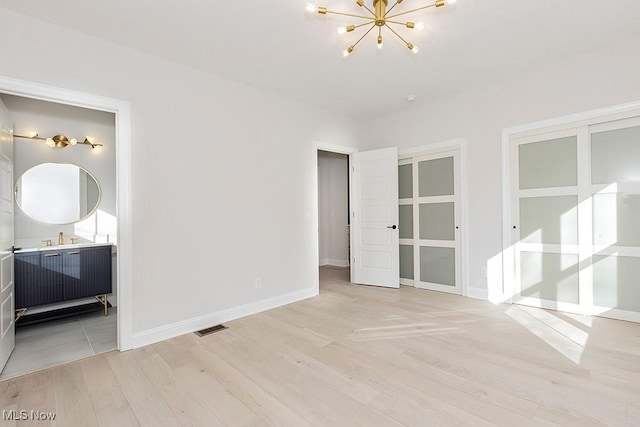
top-left (306, 0), bottom-right (457, 56)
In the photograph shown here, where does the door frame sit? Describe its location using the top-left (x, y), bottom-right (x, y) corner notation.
top-left (312, 142), bottom-right (357, 292)
top-left (0, 76), bottom-right (133, 350)
top-left (502, 100), bottom-right (640, 321)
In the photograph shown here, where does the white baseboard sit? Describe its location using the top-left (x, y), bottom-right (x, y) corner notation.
top-left (131, 287), bottom-right (318, 349)
top-left (466, 287), bottom-right (489, 301)
top-left (319, 259), bottom-right (350, 267)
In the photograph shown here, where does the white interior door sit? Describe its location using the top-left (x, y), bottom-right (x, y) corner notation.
top-left (511, 129), bottom-right (582, 312)
top-left (589, 117), bottom-right (640, 322)
top-left (351, 147), bottom-right (399, 288)
top-left (510, 115), bottom-right (640, 323)
top-left (406, 150), bottom-right (462, 294)
top-left (0, 98), bottom-right (14, 373)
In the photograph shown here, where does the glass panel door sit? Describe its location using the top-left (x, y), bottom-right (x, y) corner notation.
top-left (512, 130), bottom-right (581, 311)
top-left (590, 119), bottom-right (640, 319)
top-left (414, 151), bottom-right (461, 294)
top-left (398, 160), bottom-right (414, 285)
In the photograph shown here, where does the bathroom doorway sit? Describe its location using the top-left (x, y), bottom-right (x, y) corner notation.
top-left (0, 82), bottom-right (129, 380)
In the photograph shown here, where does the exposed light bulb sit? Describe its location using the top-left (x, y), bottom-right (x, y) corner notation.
top-left (305, 3), bottom-right (317, 13)
top-left (29, 131), bottom-right (38, 138)
top-left (411, 46), bottom-right (420, 54)
top-left (446, 0), bottom-right (457, 4)
top-left (45, 138), bottom-right (55, 148)
top-left (377, 42), bottom-right (383, 50)
top-left (69, 138), bottom-right (78, 145)
top-left (377, 35), bottom-right (383, 50)
top-left (343, 46), bottom-right (354, 57)
top-left (415, 22), bottom-right (425, 31)
top-left (85, 136), bottom-right (94, 144)
top-left (337, 27), bottom-right (347, 35)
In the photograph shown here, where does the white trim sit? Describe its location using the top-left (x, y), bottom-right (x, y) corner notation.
top-left (398, 138), bottom-right (466, 158)
top-left (591, 306), bottom-right (640, 323)
top-left (466, 287), bottom-right (488, 301)
top-left (313, 141), bottom-right (357, 288)
top-left (518, 187), bottom-right (578, 198)
top-left (319, 259), bottom-right (350, 268)
top-left (592, 246), bottom-right (640, 257)
top-left (518, 243), bottom-right (580, 255)
top-left (592, 183), bottom-right (640, 194)
top-left (512, 296), bottom-right (582, 314)
top-left (0, 76), bottom-right (133, 350)
top-left (503, 100), bottom-right (640, 138)
top-left (132, 287), bottom-right (318, 349)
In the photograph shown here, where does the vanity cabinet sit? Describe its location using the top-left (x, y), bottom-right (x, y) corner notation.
top-left (15, 245), bottom-right (112, 309)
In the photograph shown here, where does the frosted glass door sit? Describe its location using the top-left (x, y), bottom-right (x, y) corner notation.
top-left (590, 119), bottom-right (640, 318)
top-left (415, 151), bottom-right (461, 294)
top-left (512, 131), bottom-right (581, 309)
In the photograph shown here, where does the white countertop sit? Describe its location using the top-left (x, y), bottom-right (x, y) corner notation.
top-left (15, 243), bottom-right (114, 254)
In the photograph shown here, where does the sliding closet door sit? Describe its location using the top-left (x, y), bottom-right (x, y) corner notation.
top-left (590, 117), bottom-right (640, 321)
top-left (398, 150), bottom-right (461, 294)
top-left (511, 130), bottom-right (582, 311)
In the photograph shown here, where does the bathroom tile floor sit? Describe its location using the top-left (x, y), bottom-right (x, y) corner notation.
top-left (0, 308), bottom-right (117, 380)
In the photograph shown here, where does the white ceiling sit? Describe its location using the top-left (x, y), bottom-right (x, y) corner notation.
top-left (2, 0), bottom-right (640, 119)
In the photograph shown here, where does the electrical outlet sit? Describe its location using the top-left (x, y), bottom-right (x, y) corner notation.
top-left (255, 278), bottom-right (262, 289)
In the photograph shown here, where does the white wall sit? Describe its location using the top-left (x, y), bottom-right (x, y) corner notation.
top-left (1, 95), bottom-right (116, 249)
top-left (0, 7), bottom-right (359, 338)
top-left (358, 34), bottom-right (640, 302)
top-left (318, 151), bottom-right (349, 267)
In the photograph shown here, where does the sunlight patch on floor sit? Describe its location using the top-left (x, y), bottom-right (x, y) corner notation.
top-left (505, 305), bottom-right (588, 365)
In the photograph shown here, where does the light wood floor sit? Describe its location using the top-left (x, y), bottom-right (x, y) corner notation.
top-left (2, 266), bottom-right (640, 426)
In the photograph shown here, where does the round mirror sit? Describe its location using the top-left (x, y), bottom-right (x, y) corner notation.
top-left (15, 163), bottom-right (101, 225)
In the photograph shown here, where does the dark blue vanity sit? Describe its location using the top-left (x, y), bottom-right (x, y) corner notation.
top-left (14, 244), bottom-right (112, 319)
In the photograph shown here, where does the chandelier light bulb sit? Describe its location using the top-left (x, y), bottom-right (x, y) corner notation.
top-left (415, 22), bottom-right (425, 31)
top-left (29, 131), bottom-right (38, 138)
top-left (343, 46), bottom-right (354, 57)
top-left (377, 35), bottom-right (383, 50)
top-left (45, 138), bottom-right (55, 148)
top-left (306, 3), bottom-right (317, 13)
top-left (446, 0), bottom-right (457, 4)
top-left (69, 138), bottom-right (78, 145)
top-left (337, 27), bottom-right (347, 35)
top-left (411, 45), bottom-right (420, 54)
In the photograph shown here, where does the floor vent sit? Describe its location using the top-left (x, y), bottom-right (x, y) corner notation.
top-left (195, 324), bottom-right (228, 337)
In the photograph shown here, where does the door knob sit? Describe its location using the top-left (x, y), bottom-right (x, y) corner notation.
top-left (387, 225), bottom-right (398, 230)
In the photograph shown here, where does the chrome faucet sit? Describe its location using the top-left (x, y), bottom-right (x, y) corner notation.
top-left (58, 232), bottom-right (64, 246)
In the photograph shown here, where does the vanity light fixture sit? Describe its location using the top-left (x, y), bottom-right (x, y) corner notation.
top-left (14, 132), bottom-right (103, 149)
top-left (306, 0), bottom-right (457, 56)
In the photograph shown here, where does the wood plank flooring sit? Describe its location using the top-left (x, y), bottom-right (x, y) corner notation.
top-left (1, 266), bottom-right (639, 426)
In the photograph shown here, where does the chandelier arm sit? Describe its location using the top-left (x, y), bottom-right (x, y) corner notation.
top-left (386, 3), bottom-right (437, 20)
top-left (352, 20), bottom-right (376, 29)
top-left (384, 23), bottom-right (410, 45)
top-left (386, 20), bottom-right (411, 26)
top-left (350, 24), bottom-right (377, 51)
top-left (325, 10), bottom-right (374, 20)
top-left (360, 4), bottom-right (377, 16)
top-left (385, 1), bottom-right (401, 17)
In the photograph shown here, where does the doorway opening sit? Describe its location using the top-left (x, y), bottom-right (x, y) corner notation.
top-left (317, 150), bottom-right (351, 290)
top-left (0, 93), bottom-right (117, 380)
top-left (0, 76), bottom-right (132, 381)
